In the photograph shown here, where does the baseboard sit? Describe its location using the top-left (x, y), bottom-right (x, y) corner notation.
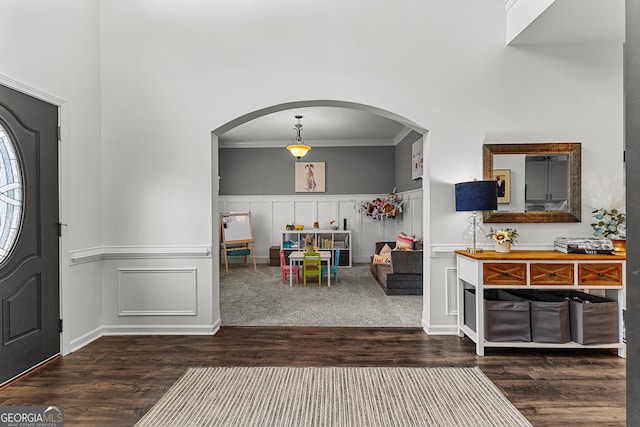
top-left (69, 326), bottom-right (104, 353)
top-left (102, 320), bottom-right (221, 336)
top-left (422, 320), bottom-right (458, 335)
top-left (68, 320), bottom-right (222, 353)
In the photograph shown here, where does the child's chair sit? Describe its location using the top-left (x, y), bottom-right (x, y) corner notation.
top-left (322, 248), bottom-right (340, 283)
top-left (280, 249), bottom-right (300, 284)
top-left (303, 251), bottom-right (322, 286)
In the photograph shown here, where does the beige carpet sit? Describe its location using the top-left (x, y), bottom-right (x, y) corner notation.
top-left (135, 367), bottom-right (532, 427)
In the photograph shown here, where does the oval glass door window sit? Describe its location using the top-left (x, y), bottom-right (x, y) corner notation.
top-left (0, 123), bottom-right (23, 264)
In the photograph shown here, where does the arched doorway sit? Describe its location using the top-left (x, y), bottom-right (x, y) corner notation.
top-left (211, 100), bottom-right (429, 328)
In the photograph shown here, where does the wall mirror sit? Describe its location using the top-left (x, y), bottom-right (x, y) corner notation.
top-left (482, 142), bottom-right (581, 223)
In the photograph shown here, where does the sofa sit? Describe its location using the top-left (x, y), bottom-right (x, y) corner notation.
top-left (369, 241), bottom-right (423, 295)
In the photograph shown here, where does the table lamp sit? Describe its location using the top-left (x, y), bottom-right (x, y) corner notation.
top-left (455, 180), bottom-right (498, 253)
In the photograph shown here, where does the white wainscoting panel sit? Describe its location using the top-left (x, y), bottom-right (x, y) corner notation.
top-left (271, 201), bottom-right (292, 246)
top-left (294, 201), bottom-right (315, 226)
top-left (445, 266), bottom-right (459, 317)
top-left (247, 202), bottom-right (272, 257)
top-left (317, 200), bottom-right (336, 227)
top-left (219, 190), bottom-right (423, 264)
top-left (118, 268), bottom-right (198, 316)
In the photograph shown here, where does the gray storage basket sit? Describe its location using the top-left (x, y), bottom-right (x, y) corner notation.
top-left (484, 290), bottom-right (531, 342)
top-left (505, 290), bottom-right (570, 343)
top-left (552, 291), bottom-right (619, 344)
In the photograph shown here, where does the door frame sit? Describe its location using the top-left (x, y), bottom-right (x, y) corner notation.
top-left (211, 100), bottom-right (431, 329)
top-left (0, 73), bottom-right (70, 356)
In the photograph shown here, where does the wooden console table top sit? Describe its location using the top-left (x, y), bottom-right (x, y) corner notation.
top-left (455, 249), bottom-right (626, 261)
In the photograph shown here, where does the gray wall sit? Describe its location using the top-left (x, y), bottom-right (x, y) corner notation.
top-left (626, 0), bottom-right (639, 423)
top-left (395, 130), bottom-right (423, 193)
top-left (219, 146), bottom-right (396, 195)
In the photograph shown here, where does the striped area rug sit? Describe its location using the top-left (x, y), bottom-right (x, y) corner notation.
top-left (135, 366), bottom-right (532, 427)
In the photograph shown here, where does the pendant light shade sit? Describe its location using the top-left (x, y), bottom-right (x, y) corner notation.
top-left (286, 115), bottom-right (311, 160)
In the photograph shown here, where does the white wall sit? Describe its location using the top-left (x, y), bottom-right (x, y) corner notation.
top-left (95, 0), bottom-right (628, 338)
top-left (0, 1), bottom-right (625, 350)
top-left (98, 0), bottom-right (623, 245)
top-left (0, 0), bottom-right (103, 354)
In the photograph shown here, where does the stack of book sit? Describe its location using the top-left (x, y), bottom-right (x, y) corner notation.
top-left (554, 237), bottom-right (614, 254)
top-left (333, 240), bottom-right (347, 249)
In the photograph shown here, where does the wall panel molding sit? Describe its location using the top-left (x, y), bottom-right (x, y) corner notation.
top-left (118, 268), bottom-right (198, 316)
top-left (444, 266), bottom-right (458, 317)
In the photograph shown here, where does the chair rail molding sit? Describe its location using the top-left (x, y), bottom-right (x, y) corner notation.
top-left (70, 246), bottom-right (212, 264)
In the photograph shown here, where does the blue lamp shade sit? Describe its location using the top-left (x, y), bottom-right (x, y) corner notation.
top-left (455, 180), bottom-right (498, 212)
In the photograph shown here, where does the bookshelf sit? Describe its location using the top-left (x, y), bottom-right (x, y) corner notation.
top-left (281, 230), bottom-right (351, 267)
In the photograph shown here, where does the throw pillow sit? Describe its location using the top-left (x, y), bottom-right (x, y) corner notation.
top-left (373, 244), bottom-right (393, 265)
top-left (379, 243), bottom-right (392, 257)
top-left (396, 232), bottom-right (415, 250)
top-left (373, 254), bottom-right (391, 265)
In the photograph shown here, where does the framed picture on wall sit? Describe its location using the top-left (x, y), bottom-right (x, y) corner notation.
top-left (295, 162), bottom-right (326, 193)
top-left (411, 140), bottom-right (423, 180)
top-left (493, 169), bottom-right (510, 204)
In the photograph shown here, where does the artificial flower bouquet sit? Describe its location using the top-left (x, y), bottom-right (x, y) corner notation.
top-left (591, 208), bottom-right (626, 239)
top-left (487, 228), bottom-right (519, 245)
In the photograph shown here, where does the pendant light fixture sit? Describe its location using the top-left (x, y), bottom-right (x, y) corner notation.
top-left (286, 115), bottom-right (311, 160)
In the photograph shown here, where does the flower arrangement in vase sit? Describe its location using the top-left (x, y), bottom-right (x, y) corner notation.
top-left (487, 228), bottom-right (518, 253)
top-left (591, 208), bottom-right (626, 239)
top-left (586, 173), bottom-right (626, 252)
top-left (591, 208), bottom-right (626, 253)
top-left (303, 233), bottom-right (316, 251)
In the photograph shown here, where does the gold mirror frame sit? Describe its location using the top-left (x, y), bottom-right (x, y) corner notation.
top-left (482, 142), bottom-right (581, 223)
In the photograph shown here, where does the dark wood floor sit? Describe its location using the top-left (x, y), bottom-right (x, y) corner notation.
top-left (0, 327), bottom-right (625, 426)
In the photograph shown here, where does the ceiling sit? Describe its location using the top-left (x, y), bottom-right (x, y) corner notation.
top-left (508, 0), bottom-right (625, 45)
top-left (218, 107), bottom-right (409, 148)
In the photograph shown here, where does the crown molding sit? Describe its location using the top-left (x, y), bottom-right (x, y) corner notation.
top-left (393, 127), bottom-right (414, 145)
top-left (218, 139), bottom-right (396, 149)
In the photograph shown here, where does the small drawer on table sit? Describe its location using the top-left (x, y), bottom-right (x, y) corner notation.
top-left (530, 263), bottom-right (574, 285)
top-left (578, 263), bottom-right (623, 286)
top-left (483, 263), bottom-right (527, 285)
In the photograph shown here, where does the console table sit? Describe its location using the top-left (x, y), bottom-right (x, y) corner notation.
top-left (456, 250), bottom-right (626, 357)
